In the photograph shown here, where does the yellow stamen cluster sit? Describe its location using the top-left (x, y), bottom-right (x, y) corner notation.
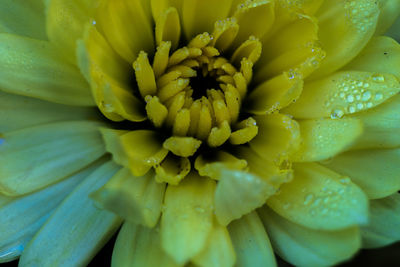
top-left (133, 31), bottom-right (259, 151)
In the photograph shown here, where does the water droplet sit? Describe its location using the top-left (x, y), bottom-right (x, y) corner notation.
top-left (366, 102), bottom-right (373, 108)
top-left (304, 193), bottom-right (314, 205)
top-left (339, 92), bottom-right (345, 98)
top-left (339, 177), bottom-right (350, 184)
top-left (362, 91), bottom-right (371, 101)
top-left (346, 94), bottom-right (354, 103)
top-left (356, 103), bottom-right (364, 110)
top-left (374, 93), bottom-right (383, 101)
top-left (372, 74), bottom-right (385, 83)
top-left (330, 109), bottom-right (344, 119)
top-left (348, 105), bottom-right (356, 113)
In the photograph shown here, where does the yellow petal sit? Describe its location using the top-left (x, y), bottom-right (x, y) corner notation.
top-left (90, 168), bottom-right (165, 227)
top-left (211, 17), bottom-right (239, 53)
top-left (0, 161), bottom-right (101, 263)
top-left (249, 114), bottom-right (301, 163)
top-left (112, 222), bottom-right (180, 267)
top-left (133, 51), bottom-right (157, 97)
top-left (258, 206), bottom-right (361, 267)
top-left (292, 118), bottom-right (363, 162)
top-left (268, 163), bottom-right (369, 230)
top-left (195, 151), bottom-right (247, 180)
top-left (101, 129), bottom-right (168, 176)
top-left (375, 0), bottom-right (400, 35)
top-left (350, 94), bottom-right (400, 149)
top-left (0, 121), bottom-right (105, 196)
top-left (182, 0), bottom-right (233, 40)
top-left (0, 33), bottom-right (94, 106)
top-left (97, 0), bottom-right (154, 62)
top-left (156, 7), bottom-right (181, 51)
top-left (0, 91), bottom-right (97, 133)
top-left (19, 161), bottom-right (122, 267)
top-left (46, 0), bottom-right (98, 64)
top-left (151, 0), bottom-right (183, 22)
top-left (0, 0), bottom-right (46, 39)
top-left (161, 174), bottom-right (216, 264)
top-left (310, 0), bottom-right (380, 78)
top-left (232, 0), bottom-right (275, 48)
top-left (361, 193), bottom-right (400, 248)
top-left (214, 168), bottom-right (277, 226)
top-left (321, 148), bottom-right (400, 199)
top-left (246, 72), bottom-right (303, 114)
top-left (192, 222), bottom-right (236, 267)
top-left (344, 36), bottom-right (400, 80)
top-left (228, 212), bottom-right (276, 267)
top-left (163, 136), bottom-right (202, 157)
top-left (155, 155), bottom-right (191, 185)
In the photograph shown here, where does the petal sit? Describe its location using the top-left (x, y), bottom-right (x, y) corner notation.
top-left (258, 206), bottom-right (361, 267)
top-left (344, 36), bottom-right (400, 82)
top-left (151, 0), bottom-right (183, 22)
top-left (375, 0), bottom-right (400, 35)
top-left (246, 72), bottom-right (303, 114)
top-left (77, 25), bottom-right (146, 122)
top-left (361, 193), bottom-right (400, 248)
top-left (214, 168), bottom-right (278, 226)
top-left (46, 0), bottom-right (99, 63)
top-left (182, 0), bottom-right (233, 40)
top-left (227, 212), bottom-right (276, 267)
top-left (155, 155), bottom-right (191, 185)
top-left (155, 7), bottom-right (181, 51)
top-left (0, 91), bottom-right (97, 132)
top-left (96, 0), bottom-right (154, 62)
top-left (112, 222), bottom-right (179, 267)
top-left (321, 148), bottom-right (400, 199)
top-left (0, 33), bottom-right (94, 106)
top-left (0, 0), bottom-right (46, 39)
top-left (192, 222), bottom-right (236, 267)
top-left (249, 113), bottom-right (301, 163)
top-left (19, 161), bottom-right (122, 267)
top-left (350, 94), bottom-right (400, 149)
top-left (310, 0), bottom-right (380, 78)
top-left (0, 121), bottom-right (106, 196)
top-left (292, 118), bottom-right (363, 162)
top-left (101, 129), bottom-right (168, 176)
top-left (90, 168), bottom-right (165, 227)
top-left (0, 162), bottom-right (101, 263)
top-left (232, 0), bottom-right (275, 48)
top-left (161, 173), bottom-right (215, 264)
top-left (284, 71), bottom-right (400, 119)
top-left (267, 163), bottom-right (369, 230)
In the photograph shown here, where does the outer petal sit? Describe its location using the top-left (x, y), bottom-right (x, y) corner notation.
top-left (322, 148), bottom-right (400, 199)
top-left (361, 193), bottom-right (400, 248)
top-left (90, 168), bottom-right (165, 227)
top-left (0, 121), bottom-right (106, 196)
top-left (227, 211), bottom-right (276, 267)
top-left (0, 162), bottom-right (101, 263)
top-left (19, 161), bottom-right (122, 267)
top-left (0, 91), bottom-right (97, 132)
top-left (267, 163), bottom-right (369, 230)
top-left (161, 173), bottom-right (215, 264)
top-left (112, 222), bottom-right (179, 267)
top-left (311, 0), bottom-right (380, 78)
top-left (0, 34), bottom-right (94, 106)
top-left (258, 206), bottom-right (361, 267)
top-left (0, 0), bottom-right (46, 39)
top-left (374, 0), bottom-right (400, 35)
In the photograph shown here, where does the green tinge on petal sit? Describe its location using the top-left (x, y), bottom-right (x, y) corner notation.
top-left (268, 163), bottom-right (369, 231)
top-left (311, 0), bottom-right (380, 78)
top-left (161, 173), bottom-right (215, 264)
top-left (374, 0), bottom-right (400, 35)
top-left (90, 168), bottom-right (165, 227)
top-left (258, 206), bottom-right (361, 267)
top-left (0, 33), bottom-right (94, 106)
top-left (228, 211), bottom-right (277, 267)
top-left (0, 91), bottom-right (98, 133)
top-left (0, 0), bottom-right (46, 39)
top-left (192, 222), bottom-right (236, 267)
top-left (350, 94), bottom-right (400, 149)
top-left (0, 121), bottom-right (106, 196)
top-left (112, 222), bottom-right (179, 267)
top-left (292, 118), bottom-right (363, 162)
top-left (0, 161), bottom-right (101, 263)
top-left (361, 193), bottom-right (400, 248)
top-left (215, 168), bottom-right (277, 226)
top-left (19, 161), bottom-right (122, 267)
top-left (322, 148), bottom-right (400, 199)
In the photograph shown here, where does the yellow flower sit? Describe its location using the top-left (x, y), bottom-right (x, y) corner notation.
top-left (0, 0), bottom-right (400, 266)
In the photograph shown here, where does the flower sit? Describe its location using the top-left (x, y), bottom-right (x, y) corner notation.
top-left (0, 0), bottom-right (400, 266)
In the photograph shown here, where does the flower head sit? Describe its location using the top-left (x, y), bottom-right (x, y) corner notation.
top-left (0, 0), bottom-right (400, 266)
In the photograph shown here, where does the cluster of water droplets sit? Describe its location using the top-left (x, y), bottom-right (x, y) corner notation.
top-left (344, 0), bottom-right (377, 33)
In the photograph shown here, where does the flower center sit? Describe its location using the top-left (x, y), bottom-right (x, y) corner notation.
top-left (133, 32), bottom-right (259, 149)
